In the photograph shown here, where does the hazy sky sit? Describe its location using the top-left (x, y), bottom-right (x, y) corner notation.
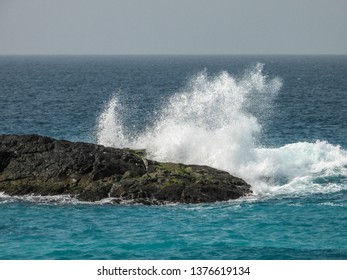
top-left (0, 0), bottom-right (346, 55)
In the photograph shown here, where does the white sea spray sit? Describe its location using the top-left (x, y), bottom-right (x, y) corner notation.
top-left (96, 64), bottom-right (347, 197)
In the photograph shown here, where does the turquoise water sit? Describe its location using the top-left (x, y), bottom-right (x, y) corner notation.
top-left (1, 194), bottom-right (346, 259)
top-left (0, 55), bottom-right (347, 259)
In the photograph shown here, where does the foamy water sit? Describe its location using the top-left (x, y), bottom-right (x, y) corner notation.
top-left (97, 64), bottom-right (347, 197)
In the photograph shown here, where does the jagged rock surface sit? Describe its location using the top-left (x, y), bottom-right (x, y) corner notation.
top-left (0, 134), bottom-right (252, 204)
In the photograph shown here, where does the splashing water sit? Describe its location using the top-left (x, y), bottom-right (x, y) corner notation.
top-left (96, 64), bottom-right (347, 197)
top-left (248, 141), bottom-right (347, 196)
top-left (96, 94), bottom-right (127, 148)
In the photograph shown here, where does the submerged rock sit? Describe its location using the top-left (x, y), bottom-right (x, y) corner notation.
top-left (0, 134), bottom-right (252, 204)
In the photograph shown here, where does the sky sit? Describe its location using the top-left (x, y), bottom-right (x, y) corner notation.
top-left (0, 0), bottom-right (346, 55)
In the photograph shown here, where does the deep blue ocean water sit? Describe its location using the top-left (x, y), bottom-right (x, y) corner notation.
top-left (0, 55), bottom-right (346, 259)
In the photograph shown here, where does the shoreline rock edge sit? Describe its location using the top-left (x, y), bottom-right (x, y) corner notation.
top-left (0, 134), bottom-right (252, 204)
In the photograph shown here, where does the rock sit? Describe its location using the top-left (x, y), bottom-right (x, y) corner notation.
top-left (0, 134), bottom-right (252, 204)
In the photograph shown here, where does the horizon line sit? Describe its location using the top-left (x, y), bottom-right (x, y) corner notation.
top-left (1, 53), bottom-right (347, 56)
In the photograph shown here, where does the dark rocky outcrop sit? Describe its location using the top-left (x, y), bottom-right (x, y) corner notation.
top-left (0, 134), bottom-right (252, 204)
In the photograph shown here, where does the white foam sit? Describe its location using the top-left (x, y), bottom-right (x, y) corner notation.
top-left (0, 193), bottom-right (80, 204)
top-left (245, 141), bottom-right (347, 196)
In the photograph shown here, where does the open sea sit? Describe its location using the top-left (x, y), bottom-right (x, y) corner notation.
top-left (0, 55), bottom-right (346, 260)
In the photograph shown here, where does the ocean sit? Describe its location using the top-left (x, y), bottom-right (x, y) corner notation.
top-left (0, 55), bottom-right (346, 259)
